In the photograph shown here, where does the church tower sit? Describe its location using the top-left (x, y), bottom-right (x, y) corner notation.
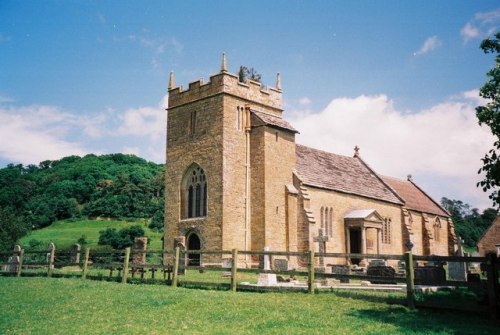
top-left (164, 55), bottom-right (297, 263)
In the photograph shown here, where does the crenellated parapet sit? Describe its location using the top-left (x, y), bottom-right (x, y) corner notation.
top-left (168, 55), bottom-right (282, 112)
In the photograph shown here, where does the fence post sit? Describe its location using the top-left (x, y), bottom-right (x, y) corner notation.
top-left (47, 244), bottom-right (55, 277)
top-left (231, 249), bottom-right (238, 292)
top-left (82, 248), bottom-right (90, 279)
top-left (172, 247), bottom-right (180, 288)
top-left (16, 248), bottom-right (24, 277)
top-left (405, 251), bottom-right (415, 309)
top-left (122, 247), bottom-right (131, 284)
top-left (486, 253), bottom-right (499, 320)
top-left (308, 250), bottom-right (315, 294)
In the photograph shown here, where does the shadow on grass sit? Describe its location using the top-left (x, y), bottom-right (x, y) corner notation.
top-left (323, 289), bottom-right (406, 305)
top-left (348, 307), bottom-right (499, 334)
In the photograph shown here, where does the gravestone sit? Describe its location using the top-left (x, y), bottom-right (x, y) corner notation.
top-left (221, 258), bottom-right (232, 277)
top-left (331, 265), bottom-right (350, 283)
top-left (367, 266), bottom-right (396, 284)
top-left (274, 259), bottom-right (288, 272)
top-left (47, 243), bottom-right (55, 269)
top-left (258, 247), bottom-right (277, 285)
top-left (414, 266), bottom-right (446, 285)
top-left (132, 237), bottom-right (148, 265)
top-left (368, 259), bottom-right (386, 267)
top-left (448, 237), bottom-right (467, 282)
top-left (313, 229), bottom-right (329, 266)
top-left (3, 246), bottom-right (21, 273)
top-left (257, 272), bottom-right (277, 286)
top-left (70, 243), bottom-right (81, 265)
top-left (174, 236), bottom-right (186, 275)
top-left (263, 246), bottom-right (271, 271)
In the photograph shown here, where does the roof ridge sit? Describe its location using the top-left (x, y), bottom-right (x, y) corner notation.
top-left (354, 155), bottom-right (406, 205)
top-left (407, 178), bottom-right (450, 216)
top-left (296, 144), bottom-right (356, 160)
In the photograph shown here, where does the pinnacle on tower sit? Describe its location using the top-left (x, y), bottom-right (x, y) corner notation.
top-left (168, 71), bottom-right (175, 90)
top-left (276, 72), bottom-right (282, 90)
top-left (221, 52), bottom-right (227, 72)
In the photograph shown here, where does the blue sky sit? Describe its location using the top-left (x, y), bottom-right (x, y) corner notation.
top-left (1, 1), bottom-right (499, 210)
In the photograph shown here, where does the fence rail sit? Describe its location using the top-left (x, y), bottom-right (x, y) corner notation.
top-left (1, 246), bottom-right (498, 319)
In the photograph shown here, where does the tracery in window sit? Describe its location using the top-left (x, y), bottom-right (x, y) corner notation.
top-left (181, 164), bottom-right (207, 219)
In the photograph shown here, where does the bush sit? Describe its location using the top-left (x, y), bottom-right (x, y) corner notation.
top-left (98, 225), bottom-right (146, 249)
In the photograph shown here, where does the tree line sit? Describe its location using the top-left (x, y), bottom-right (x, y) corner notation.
top-left (0, 153), bottom-right (164, 251)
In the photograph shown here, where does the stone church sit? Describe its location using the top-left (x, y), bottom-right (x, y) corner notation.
top-left (164, 55), bottom-right (457, 268)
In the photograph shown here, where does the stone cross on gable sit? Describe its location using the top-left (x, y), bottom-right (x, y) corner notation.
top-left (313, 228), bottom-right (329, 266)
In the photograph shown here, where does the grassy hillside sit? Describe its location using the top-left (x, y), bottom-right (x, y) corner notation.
top-left (1, 277), bottom-right (498, 334)
top-left (19, 218), bottom-right (163, 250)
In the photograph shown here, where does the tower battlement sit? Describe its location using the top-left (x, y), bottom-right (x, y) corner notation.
top-left (168, 59), bottom-right (282, 111)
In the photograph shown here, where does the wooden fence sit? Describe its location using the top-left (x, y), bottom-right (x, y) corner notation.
top-left (1, 247), bottom-right (499, 319)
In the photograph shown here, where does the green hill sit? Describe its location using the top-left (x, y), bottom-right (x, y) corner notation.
top-left (0, 153), bottom-right (165, 251)
top-left (19, 218), bottom-right (163, 250)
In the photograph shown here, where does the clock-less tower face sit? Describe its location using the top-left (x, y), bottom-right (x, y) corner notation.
top-left (164, 66), bottom-right (285, 256)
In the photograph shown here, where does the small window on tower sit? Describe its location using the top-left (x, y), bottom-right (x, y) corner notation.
top-left (189, 111), bottom-right (197, 135)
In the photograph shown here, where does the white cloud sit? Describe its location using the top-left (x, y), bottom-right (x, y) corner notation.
top-left (299, 97), bottom-right (312, 106)
top-left (461, 8), bottom-right (500, 43)
top-left (474, 9), bottom-right (500, 24)
top-left (0, 105), bottom-right (87, 164)
top-left (117, 106), bottom-right (166, 141)
top-left (288, 92), bottom-right (495, 209)
top-left (460, 23), bottom-right (480, 43)
top-left (413, 36), bottom-right (441, 56)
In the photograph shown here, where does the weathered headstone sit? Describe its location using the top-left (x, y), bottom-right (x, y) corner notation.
top-left (414, 265), bottom-right (446, 285)
top-left (257, 272), bottom-right (277, 286)
top-left (132, 237), bottom-right (148, 265)
top-left (174, 236), bottom-right (186, 275)
top-left (258, 247), bottom-right (278, 285)
top-left (221, 258), bottom-right (232, 277)
top-left (70, 243), bottom-right (81, 265)
top-left (3, 246), bottom-right (20, 273)
top-left (47, 243), bottom-right (55, 269)
top-left (368, 259), bottom-right (386, 267)
top-left (274, 259), bottom-right (288, 272)
top-left (448, 237), bottom-right (467, 282)
top-left (313, 229), bottom-right (329, 266)
top-left (331, 264), bottom-right (350, 283)
top-left (367, 266), bottom-right (396, 284)
top-left (263, 246), bottom-right (271, 271)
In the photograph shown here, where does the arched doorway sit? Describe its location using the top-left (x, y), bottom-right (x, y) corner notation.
top-left (187, 233), bottom-right (201, 266)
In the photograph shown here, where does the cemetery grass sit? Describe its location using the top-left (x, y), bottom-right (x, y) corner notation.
top-left (18, 218), bottom-right (163, 250)
top-left (1, 278), bottom-right (499, 335)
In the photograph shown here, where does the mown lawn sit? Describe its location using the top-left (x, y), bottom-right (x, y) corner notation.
top-left (0, 277), bottom-right (498, 335)
top-left (18, 219), bottom-right (163, 250)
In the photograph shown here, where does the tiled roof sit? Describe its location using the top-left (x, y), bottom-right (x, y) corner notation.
top-left (251, 110), bottom-right (299, 133)
top-left (295, 144), bottom-right (403, 204)
top-left (380, 175), bottom-right (449, 217)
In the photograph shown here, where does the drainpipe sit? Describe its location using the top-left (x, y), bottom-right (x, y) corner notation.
top-left (244, 106), bottom-right (251, 266)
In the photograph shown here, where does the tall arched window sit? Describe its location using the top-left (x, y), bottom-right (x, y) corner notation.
top-left (434, 218), bottom-right (441, 242)
top-left (181, 164), bottom-right (207, 219)
top-left (383, 218), bottom-right (392, 244)
top-left (328, 207), bottom-right (333, 237)
top-left (320, 207), bottom-right (324, 230)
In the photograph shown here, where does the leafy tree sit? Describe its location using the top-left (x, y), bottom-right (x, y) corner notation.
top-left (238, 66), bottom-right (262, 83)
top-left (0, 206), bottom-right (30, 252)
top-left (476, 32), bottom-right (500, 207)
top-left (441, 197), bottom-right (497, 247)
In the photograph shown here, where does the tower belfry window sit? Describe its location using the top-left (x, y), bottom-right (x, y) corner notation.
top-left (189, 111), bottom-right (197, 135)
top-left (181, 164), bottom-right (207, 219)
